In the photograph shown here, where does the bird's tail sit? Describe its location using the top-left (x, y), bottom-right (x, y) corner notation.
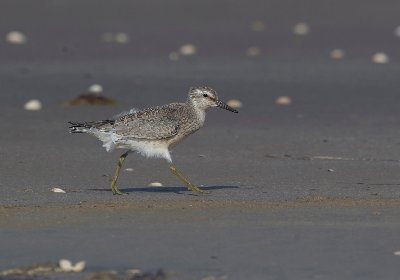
top-left (68, 120), bottom-right (115, 133)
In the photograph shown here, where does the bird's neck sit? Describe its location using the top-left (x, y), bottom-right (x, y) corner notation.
top-left (187, 99), bottom-right (206, 126)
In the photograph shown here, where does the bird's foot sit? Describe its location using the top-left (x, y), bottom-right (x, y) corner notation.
top-left (186, 183), bottom-right (209, 194)
top-left (112, 185), bottom-right (128, 195)
top-left (169, 164), bottom-right (209, 194)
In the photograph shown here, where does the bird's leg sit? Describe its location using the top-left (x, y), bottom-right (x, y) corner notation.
top-left (111, 151), bottom-right (130, 195)
top-left (169, 164), bottom-right (207, 194)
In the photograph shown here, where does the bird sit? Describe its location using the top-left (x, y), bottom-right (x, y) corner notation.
top-left (69, 86), bottom-right (238, 195)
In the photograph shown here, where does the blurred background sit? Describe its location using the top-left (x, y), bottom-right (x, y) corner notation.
top-left (1, 0), bottom-right (400, 122)
top-left (2, 0), bottom-right (400, 113)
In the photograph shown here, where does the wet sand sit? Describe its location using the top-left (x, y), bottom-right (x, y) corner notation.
top-left (1, 0), bottom-right (400, 279)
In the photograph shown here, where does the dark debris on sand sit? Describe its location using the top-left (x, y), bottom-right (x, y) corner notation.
top-left (64, 93), bottom-right (117, 106)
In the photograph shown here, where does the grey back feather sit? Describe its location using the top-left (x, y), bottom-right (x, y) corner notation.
top-left (111, 103), bottom-right (184, 140)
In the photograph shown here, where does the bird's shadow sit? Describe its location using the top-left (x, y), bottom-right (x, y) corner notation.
top-left (89, 185), bottom-right (239, 195)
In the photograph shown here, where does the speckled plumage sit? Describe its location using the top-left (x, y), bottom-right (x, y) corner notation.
top-left (69, 86), bottom-right (238, 195)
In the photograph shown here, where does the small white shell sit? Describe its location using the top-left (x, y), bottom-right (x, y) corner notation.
top-left (371, 52), bottom-right (389, 64)
top-left (88, 84), bottom-right (103, 93)
top-left (245, 46), bottom-right (261, 57)
top-left (101, 32), bottom-right (129, 43)
top-left (275, 96), bottom-right (292, 105)
top-left (330, 49), bottom-right (345, 60)
top-left (126, 269), bottom-right (142, 275)
top-left (71, 261), bottom-right (86, 272)
top-left (293, 23), bottom-right (310, 36)
top-left (124, 168), bottom-right (134, 172)
top-left (148, 182), bottom-right (163, 187)
top-left (179, 44), bottom-right (197, 56)
top-left (52, 187), bottom-right (66, 193)
top-left (6, 31), bottom-right (27, 44)
top-left (115, 32), bottom-right (130, 44)
top-left (59, 259), bottom-right (73, 272)
top-left (226, 99), bottom-right (243, 109)
top-left (24, 99), bottom-right (42, 111)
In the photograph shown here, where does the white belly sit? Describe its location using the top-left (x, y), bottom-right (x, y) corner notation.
top-left (91, 129), bottom-right (172, 162)
top-left (118, 139), bottom-right (171, 161)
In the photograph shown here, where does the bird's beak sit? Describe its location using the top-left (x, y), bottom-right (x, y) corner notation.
top-left (216, 100), bottom-right (239, 113)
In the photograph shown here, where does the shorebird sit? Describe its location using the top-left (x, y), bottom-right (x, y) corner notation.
top-left (69, 86), bottom-right (238, 195)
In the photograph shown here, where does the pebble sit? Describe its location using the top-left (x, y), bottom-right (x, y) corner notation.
top-left (6, 31), bottom-right (27, 44)
top-left (275, 96), bottom-right (292, 105)
top-left (88, 84), bottom-right (103, 93)
top-left (24, 99), bottom-right (42, 111)
top-left (126, 268), bottom-right (142, 276)
top-left (59, 259), bottom-right (73, 271)
top-left (179, 44), bottom-right (197, 56)
top-left (149, 182), bottom-right (163, 187)
top-left (114, 32), bottom-right (129, 44)
top-left (393, 251), bottom-right (400, 256)
top-left (293, 22), bottom-right (310, 36)
top-left (328, 169), bottom-right (335, 172)
top-left (124, 168), bottom-right (134, 172)
top-left (100, 32), bottom-right (129, 44)
top-left (59, 259), bottom-right (86, 272)
top-left (251, 20), bottom-right (265, 32)
top-left (245, 46), bottom-right (261, 57)
top-left (330, 49), bottom-right (345, 60)
top-left (371, 52), bottom-right (389, 64)
top-left (51, 187), bottom-right (66, 193)
top-left (71, 261), bottom-right (86, 273)
top-left (226, 99), bottom-right (243, 109)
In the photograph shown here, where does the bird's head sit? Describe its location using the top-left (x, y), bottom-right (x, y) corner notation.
top-left (188, 86), bottom-right (238, 113)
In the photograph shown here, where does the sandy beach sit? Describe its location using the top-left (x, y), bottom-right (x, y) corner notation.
top-left (1, 1), bottom-right (400, 279)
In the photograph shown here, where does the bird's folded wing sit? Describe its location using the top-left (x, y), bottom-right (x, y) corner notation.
top-left (112, 115), bottom-right (179, 140)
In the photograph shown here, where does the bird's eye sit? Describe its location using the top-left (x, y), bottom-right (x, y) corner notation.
top-left (203, 94), bottom-right (208, 98)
